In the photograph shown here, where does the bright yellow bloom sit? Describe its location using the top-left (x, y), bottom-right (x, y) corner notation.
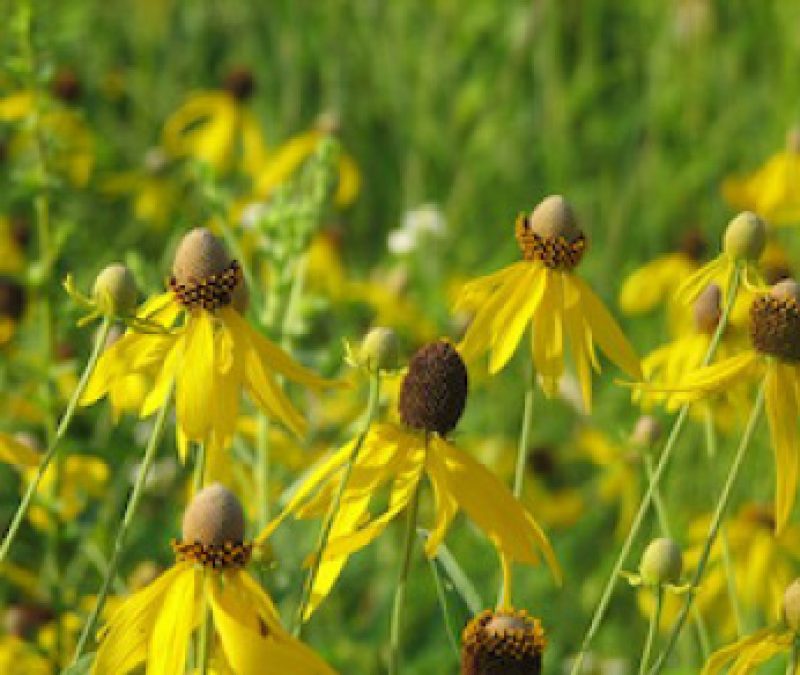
top-left (254, 128), bottom-right (361, 207)
top-left (723, 131), bottom-right (800, 225)
top-left (0, 91), bottom-right (94, 187)
top-left (639, 279), bottom-right (800, 533)
top-left (261, 422), bottom-right (561, 619)
top-left (93, 485), bottom-right (335, 675)
top-left (162, 72), bottom-right (266, 177)
top-left (456, 196), bottom-right (641, 410)
top-left (80, 229), bottom-right (332, 458)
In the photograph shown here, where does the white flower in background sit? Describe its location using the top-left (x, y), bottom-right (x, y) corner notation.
top-left (387, 203), bottom-right (447, 255)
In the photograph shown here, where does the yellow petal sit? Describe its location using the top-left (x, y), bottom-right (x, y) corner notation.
top-left (92, 565), bottom-right (186, 675)
top-left (676, 255), bottom-right (729, 306)
top-left (701, 628), bottom-right (777, 675)
top-left (531, 270), bottom-right (564, 395)
top-left (176, 313), bottom-right (216, 442)
top-left (244, 345), bottom-right (307, 437)
top-left (146, 567), bottom-right (199, 675)
top-left (573, 276), bottom-right (642, 380)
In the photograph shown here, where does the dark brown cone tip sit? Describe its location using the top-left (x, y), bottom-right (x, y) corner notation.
top-left (399, 341), bottom-right (468, 436)
top-left (461, 609), bottom-right (545, 675)
top-left (0, 277), bottom-right (25, 321)
top-left (516, 195), bottom-right (586, 270)
top-left (223, 68), bottom-right (256, 101)
top-left (750, 279), bottom-right (800, 362)
top-left (170, 228), bottom-right (243, 311)
top-left (51, 69), bottom-right (82, 103)
top-left (693, 284), bottom-right (722, 334)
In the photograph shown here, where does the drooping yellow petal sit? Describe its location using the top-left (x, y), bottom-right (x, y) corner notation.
top-left (140, 335), bottom-right (182, 418)
top-left (765, 362), bottom-right (800, 533)
top-left (244, 344), bottom-right (307, 437)
top-left (424, 454), bottom-right (459, 557)
top-left (572, 276), bottom-right (642, 381)
top-left (175, 313), bottom-right (216, 442)
top-left (488, 265), bottom-right (547, 374)
top-left (676, 255), bottom-right (730, 306)
top-left (563, 279), bottom-right (594, 410)
top-left (531, 270), bottom-right (564, 396)
top-left (92, 564), bottom-right (187, 675)
top-left (146, 566), bottom-right (199, 675)
top-left (426, 437), bottom-right (561, 582)
top-left (701, 628), bottom-right (785, 675)
top-left (210, 574), bottom-right (336, 675)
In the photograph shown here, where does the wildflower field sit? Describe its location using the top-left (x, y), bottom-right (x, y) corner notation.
top-left (4, 1), bottom-right (800, 673)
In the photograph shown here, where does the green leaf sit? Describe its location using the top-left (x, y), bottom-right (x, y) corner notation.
top-left (60, 653), bottom-right (95, 675)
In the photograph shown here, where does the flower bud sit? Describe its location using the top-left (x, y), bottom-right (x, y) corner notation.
top-left (639, 538), bottom-right (682, 586)
top-left (631, 416), bottom-right (662, 448)
top-left (783, 579), bottom-right (800, 631)
top-left (723, 211), bottom-right (766, 262)
top-left (693, 284), bottom-right (722, 334)
top-left (358, 327), bottom-right (399, 371)
top-left (92, 264), bottom-right (138, 316)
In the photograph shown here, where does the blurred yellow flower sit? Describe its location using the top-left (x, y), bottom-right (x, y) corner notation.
top-left (456, 196), bottom-right (641, 410)
top-left (0, 433), bottom-right (39, 467)
top-left (0, 636), bottom-right (50, 675)
top-left (701, 626), bottom-right (793, 674)
top-left (723, 130), bottom-right (800, 225)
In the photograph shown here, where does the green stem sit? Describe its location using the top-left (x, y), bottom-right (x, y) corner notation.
top-left (639, 587), bottom-right (664, 675)
top-left (704, 409), bottom-right (744, 637)
top-left (197, 572), bottom-right (213, 675)
top-left (570, 264), bottom-right (741, 675)
top-left (71, 392), bottom-right (172, 662)
top-left (426, 550), bottom-right (460, 659)
top-left (293, 370), bottom-right (381, 635)
top-left (0, 318), bottom-right (112, 564)
top-left (642, 452), bottom-right (711, 660)
top-left (787, 638), bottom-right (799, 675)
top-left (388, 434), bottom-right (427, 675)
top-left (648, 382), bottom-right (765, 675)
top-left (513, 367), bottom-right (535, 499)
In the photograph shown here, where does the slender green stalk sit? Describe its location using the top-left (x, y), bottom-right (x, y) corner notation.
top-left (648, 382), bottom-right (766, 675)
top-left (294, 370), bottom-right (382, 635)
top-left (389, 435), bottom-right (427, 675)
top-left (787, 638), bottom-right (799, 675)
top-left (425, 550), bottom-right (460, 659)
top-left (704, 409), bottom-right (744, 637)
top-left (194, 442), bottom-right (207, 494)
top-left (513, 367), bottom-right (535, 499)
top-left (72, 392), bottom-right (173, 662)
top-left (0, 318), bottom-right (112, 564)
top-left (197, 571), bottom-right (213, 675)
top-left (640, 587), bottom-right (664, 675)
top-left (642, 451), bottom-right (711, 660)
top-left (570, 265), bottom-right (742, 675)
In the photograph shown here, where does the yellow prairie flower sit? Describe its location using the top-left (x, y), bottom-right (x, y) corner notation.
top-left (162, 69), bottom-right (267, 176)
top-left (722, 130), bottom-right (800, 226)
top-left (456, 195), bottom-right (641, 410)
top-left (641, 279), bottom-right (800, 533)
top-left (92, 484), bottom-right (335, 675)
top-left (80, 228), bottom-right (332, 457)
top-left (261, 341), bottom-right (560, 619)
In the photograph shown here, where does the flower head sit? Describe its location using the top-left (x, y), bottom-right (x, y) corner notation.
top-left (456, 195), bottom-right (641, 410)
top-left (461, 608), bottom-right (546, 675)
top-left (93, 484), bottom-right (335, 675)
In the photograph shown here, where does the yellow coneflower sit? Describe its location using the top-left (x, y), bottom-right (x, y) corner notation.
top-left (640, 279), bottom-right (800, 533)
top-left (80, 228), bottom-right (332, 459)
top-left (461, 608), bottom-right (547, 675)
top-left (455, 195), bottom-right (641, 410)
top-left (701, 578), bottom-right (800, 674)
top-left (261, 341), bottom-right (560, 619)
top-left (162, 68), bottom-right (267, 177)
top-left (91, 484), bottom-right (336, 675)
top-left (722, 128), bottom-right (800, 226)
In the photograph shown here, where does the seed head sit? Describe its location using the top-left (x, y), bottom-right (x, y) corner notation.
top-left (93, 264), bottom-right (138, 316)
top-left (0, 277), bottom-right (25, 321)
top-left (461, 608), bottom-right (546, 675)
top-left (750, 279), bottom-right (800, 362)
top-left (182, 483), bottom-right (245, 547)
top-left (399, 340), bottom-right (468, 436)
top-left (515, 195), bottom-right (587, 270)
top-left (358, 327), bottom-right (399, 371)
top-left (170, 228), bottom-right (245, 311)
top-left (631, 416), bottom-right (662, 448)
top-left (678, 228), bottom-right (707, 262)
top-left (693, 284), bottom-right (722, 334)
top-left (223, 67), bottom-right (256, 101)
top-left (783, 579), bottom-right (800, 631)
top-left (723, 211), bottom-right (766, 262)
top-left (639, 538), bottom-right (682, 586)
